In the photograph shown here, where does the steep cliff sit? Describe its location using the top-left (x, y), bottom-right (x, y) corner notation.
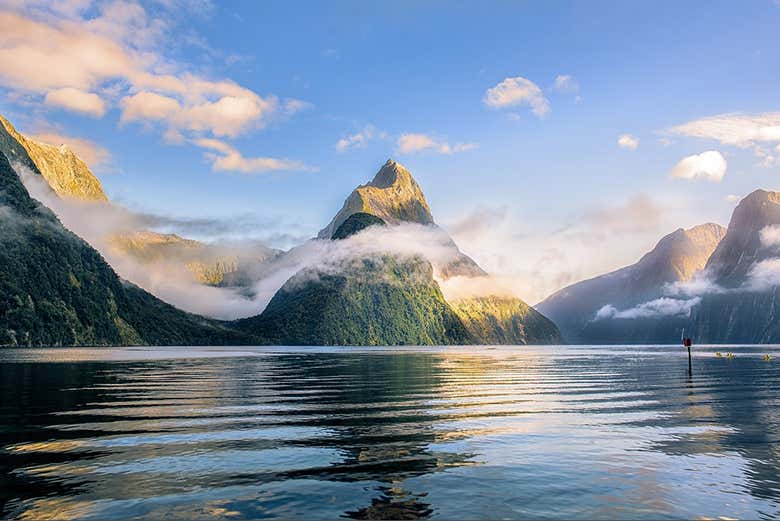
top-left (537, 223), bottom-right (726, 344)
top-left (691, 190), bottom-right (780, 343)
top-left (0, 115), bottom-right (107, 202)
top-left (0, 147), bottom-right (252, 346)
top-left (318, 159), bottom-right (434, 239)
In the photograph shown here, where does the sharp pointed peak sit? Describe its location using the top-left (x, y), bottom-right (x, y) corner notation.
top-left (369, 158), bottom-right (415, 189)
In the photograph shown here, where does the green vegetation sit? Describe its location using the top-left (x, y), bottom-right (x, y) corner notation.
top-left (237, 255), bottom-right (472, 345)
top-left (0, 151), bottom-right (254, 347)
top-left (450, 295), bottom-right (562, 344)
top-left (332, 212), bottom-right (386, 240)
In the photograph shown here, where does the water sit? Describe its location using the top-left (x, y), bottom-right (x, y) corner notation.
top-left (1, 345), bottom-right (779, 520)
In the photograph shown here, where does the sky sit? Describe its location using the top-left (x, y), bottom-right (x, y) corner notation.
top-left (1, 0), bottom-right (780, 303)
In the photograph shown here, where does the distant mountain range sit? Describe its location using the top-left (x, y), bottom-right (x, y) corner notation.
top-left (540, 189), bottom-right (780, 344)
top-left (538, 223), bottom-right (726, 344)
top-left (4, 109), bottom-right (780, 345)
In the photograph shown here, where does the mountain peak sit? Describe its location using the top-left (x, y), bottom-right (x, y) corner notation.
top-left (369, 158), bottom-right (407, 188)
top-left (706, 188), bottom-right (780, 285)
top-left (0, 113), bottom-right (107, 202)
top-left (317, 159), bottom-right (434, 238)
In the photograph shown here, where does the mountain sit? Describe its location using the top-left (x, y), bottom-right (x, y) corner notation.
top-left (318, 160), bottom-right (434, 239)
top-left (331, 212), bottom-right (386, 240)
top-left (0, 115), bottom-right (107, 202)
top-left (0, 113), bottom-right (280, 291)
top-left (238, 213), bottom-right (471, 345)
top-left (0, 138), bottom-right (253, 346)
top-left (691, 190), bottom-right (780, 343)
top-left (237, 254), bottom-right (472, 346)
top-left (241, 160), bottom-right (562, 345)
top-left (449, 296), bottom-right (562, 344)
top-left (537, 223), bottom-right (726, 344)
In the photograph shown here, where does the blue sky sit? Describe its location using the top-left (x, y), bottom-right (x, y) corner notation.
top-left (1, 0), bottom-right (779, 301)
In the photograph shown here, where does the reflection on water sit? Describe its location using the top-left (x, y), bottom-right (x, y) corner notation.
top-left (1, 345), bottom-right (779, 519)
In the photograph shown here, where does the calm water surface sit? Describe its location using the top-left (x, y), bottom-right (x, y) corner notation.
top-left (1, 345), bottom-right (779, 520)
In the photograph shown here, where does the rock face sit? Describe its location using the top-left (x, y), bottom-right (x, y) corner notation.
top-left (0, 148), bottom-right (253, 347)
top-left (0, 115), bottom-right (107, 202)
top-left (332, 212), bottom-right (386, 240)
top-left (537, 223), bottom-right (726, 344)
top-left (691, 190), bottom-right (780, 343)
top-left (243, 159), bottom-right (562, 345)
top-left (318, 159), bottom-right (434, 239)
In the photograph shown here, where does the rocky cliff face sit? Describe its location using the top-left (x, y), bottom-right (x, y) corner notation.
top-left (0, 115), bottom-right (107, 202)
top-left (537, 223), bottom-right (726, 344)
top-left (691, 190), bottom-right (780, 343)
top-left (318, 159), bottom-right (434, 239)
top-left (704, 190), bottom-right (780, 286)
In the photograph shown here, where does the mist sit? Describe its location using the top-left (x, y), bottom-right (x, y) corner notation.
top-left (14, 164), bottom-right (507, 319)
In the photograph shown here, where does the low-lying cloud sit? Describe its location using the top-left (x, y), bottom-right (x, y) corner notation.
top-left (594, 297), bottom-right (701, 320)
top-left (15, 163), bottom-right (505, 320)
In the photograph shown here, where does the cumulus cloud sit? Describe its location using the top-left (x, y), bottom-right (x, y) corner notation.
top-left (594, 297), bottom-right (701, 320)
top-left (617, 134), bottom-right (639, 150)
top-left (667, 112), bottom-right (780, 168)
top-left (396, 133), bottom-right (476, 155)
top-left (44, 87), bottom-right (106, 117)
top-left (0, 2), bottom-right (308, 160)
top-left (670, 151), bottom-right (727, 182)
top-left (335, 125), bottom-right (382, 152)
top-left (28, 131), bottom-right (112, 170)
top-left (194, 138), bottom-right (316, 174)
top-left (483, 76), bottom-right (549, 117)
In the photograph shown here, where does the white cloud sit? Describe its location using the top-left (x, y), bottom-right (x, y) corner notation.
top-left (668, 112), bottom-right (780, 147)
top-left (617, 134), bottom-right (639, 150)
top-left (396, 133), bottom-right (476, 155)
top-left (0, 3), bottom-right (305, 143)
top-left (760, 225), bottom-right (780, 248)
top-left (194, 138), bottom-right (315, 174)
top-left (44, 87), bottom-right (106, 117)
top-left (745, 258), bottom-right (780, 291)
top-left (336, 125), bottom-right (381, 152)
top-left (553, 74), bottom-right (579, 93)
top-left (28, 131), bottom-right (112, 170)
top-left (670, 151), bottom-right (727, 182)
top-left (594, 297), bottom-right (701, 320)
top-left (483, 76), bottom-right (549, 117)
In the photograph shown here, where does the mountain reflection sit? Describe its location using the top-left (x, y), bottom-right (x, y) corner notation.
top-left (1, 346), bottom-right (779, 520)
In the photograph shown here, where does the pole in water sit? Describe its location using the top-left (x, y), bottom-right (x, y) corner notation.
top-left (683, 337), bottom-right (692, 376)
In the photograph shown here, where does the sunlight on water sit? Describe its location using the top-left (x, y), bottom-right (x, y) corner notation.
top-left (1, 345), bottom-right (779, 519)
